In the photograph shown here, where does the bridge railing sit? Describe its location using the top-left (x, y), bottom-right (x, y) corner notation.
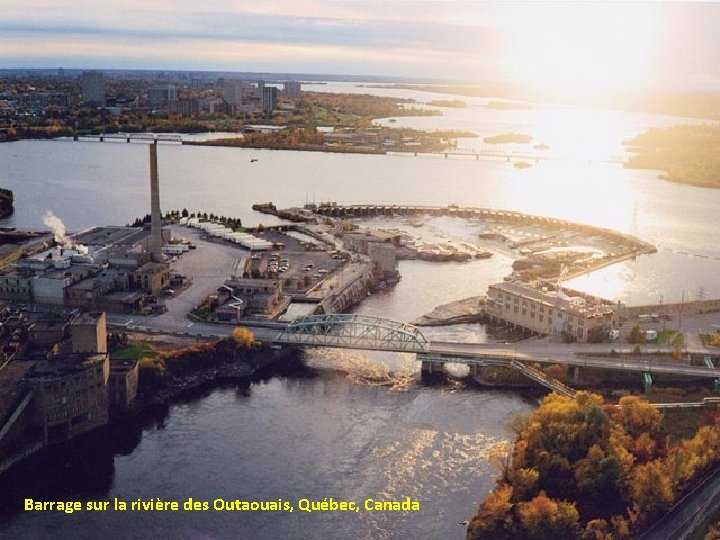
top-left (274, 313), bottom-right (427, 353)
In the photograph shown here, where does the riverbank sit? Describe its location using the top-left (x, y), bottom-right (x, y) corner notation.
top-left (116, 333), bottom-right (292, 412)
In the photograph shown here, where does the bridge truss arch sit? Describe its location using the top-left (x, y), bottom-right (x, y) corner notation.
top-left (274, 314), bottom-right (427, 353)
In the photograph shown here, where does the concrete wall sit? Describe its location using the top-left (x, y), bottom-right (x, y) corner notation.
top-left (33, 276), bottom-right (70, 305)
top-left (622, 299), bottom-right (720, 319)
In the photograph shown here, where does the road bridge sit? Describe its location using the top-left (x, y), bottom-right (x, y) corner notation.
top-left (274, 315), bottom-right (720, 394)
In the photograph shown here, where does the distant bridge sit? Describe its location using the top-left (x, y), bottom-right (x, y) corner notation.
top-left (388, 149), bottom-right (624, 164)
top-left (69, 133), bottom-right (183, 143)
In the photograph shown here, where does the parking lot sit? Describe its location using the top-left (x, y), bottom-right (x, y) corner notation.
top-left (251, 231), bottom-right (344, 292)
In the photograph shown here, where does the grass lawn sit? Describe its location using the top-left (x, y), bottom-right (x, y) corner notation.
top-left (111, 343), bottom-right (160, 360)
top-left (655, 330), bottom-right (684, 346)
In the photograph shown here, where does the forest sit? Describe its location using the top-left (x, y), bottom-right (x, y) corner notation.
top-left (466, 392), bottom-right (720, 540)
top-left (624, 124), bottom-right (720, 188)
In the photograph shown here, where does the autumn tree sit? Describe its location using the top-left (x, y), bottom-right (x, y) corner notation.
top-left (516, 492), bottom-right (581, 540)
top-left (629, 459), bottom-right (674, 513)
top-left (626, 326), bottom-right (645, 344)
top-left (232, 327), bottom-right (255, 348)
top-left (466, 485), bottom-right (516, 540)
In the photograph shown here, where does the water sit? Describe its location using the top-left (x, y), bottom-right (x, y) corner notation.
top-left (1, 83), bottom-right (720, 538)
top-left (0, 373), bottom-right (536, 540)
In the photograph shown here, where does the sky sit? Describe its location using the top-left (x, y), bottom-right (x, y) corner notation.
top-left (2, 1), bottom-right (720, 91)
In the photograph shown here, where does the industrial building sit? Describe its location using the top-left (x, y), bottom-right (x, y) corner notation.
top-left (0, 238), bottom-right (169, 314)
top-left (0, 140), bottom-right (172, 314)
top-left (1, 311), bottom-right (140, 464)
top-left (23, 312), bottom-right (110, 445)
top-left (484, 280), bottom-right (618, 343)
top-left (216, 277), bottom-right (283, 318)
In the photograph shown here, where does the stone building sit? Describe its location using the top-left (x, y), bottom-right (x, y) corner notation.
top-left (484, 281), bottom-right (617, 342)
top-left (25, 312), bottom-right (110, 444)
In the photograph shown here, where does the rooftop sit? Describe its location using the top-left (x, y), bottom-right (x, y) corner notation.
top-left (72, 311), bottom-right (105, 326)
top-left (26, 352), bottom-right (107, 379)
top-left (489, 280), bottom-right (614, 318)
top-left (72, 226), bottom-right (144, 247)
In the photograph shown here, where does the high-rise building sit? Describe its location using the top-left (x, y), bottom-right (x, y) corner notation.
top-left (283, 81), bottom-right (302, 99)
top-left (81, 70), bottom-right (105, 104)
top-left (262, 87), bottom-right (278, 113)
top-left (147, 86), bottom-right (177, 109)
top-left (223, 80), bottom-right (250, 106)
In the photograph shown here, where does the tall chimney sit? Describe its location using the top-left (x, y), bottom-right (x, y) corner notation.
top-left (149, 140), bottom-right (163, 261)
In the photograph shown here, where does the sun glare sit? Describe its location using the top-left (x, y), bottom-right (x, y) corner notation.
top-left (500, 3), bottom-right (665, 96)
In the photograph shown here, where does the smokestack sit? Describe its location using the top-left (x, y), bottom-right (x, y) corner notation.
top-left (149, 140), bottom-right (163, 262)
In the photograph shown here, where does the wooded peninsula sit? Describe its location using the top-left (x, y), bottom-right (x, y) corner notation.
top-left (624, 125), bottom-right (720, 188)
top-left (466, 391), bottom-right (720, 540)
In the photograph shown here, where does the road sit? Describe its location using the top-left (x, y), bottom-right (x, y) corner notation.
top-left (639, 464), bottom-right (720, 540)
top-left (425, 340), bottom-right (720, 378)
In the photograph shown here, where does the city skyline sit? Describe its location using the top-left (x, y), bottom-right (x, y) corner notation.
top-left (3, 1), bottom-right (720, 93)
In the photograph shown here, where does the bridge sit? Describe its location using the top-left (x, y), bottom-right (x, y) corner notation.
top-left (274, 313), bottom-right (428, 353)
top-left (274, 315), bottom-right (720, 397)
top-left (387, 149), bottom-right (624, 164)
top-left (72, 133), bottom-right (183, 143)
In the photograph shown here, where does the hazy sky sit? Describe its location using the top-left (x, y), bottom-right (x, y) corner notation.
top-left (2, 1), bottom-right (720, 90)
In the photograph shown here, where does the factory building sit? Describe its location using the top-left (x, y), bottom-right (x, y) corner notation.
top-left (484, 281), bottom-right (617, 343)
top-left (25, 312), bottom-right (110, 444)
top-left (217, 277), bottom-right (283, 317)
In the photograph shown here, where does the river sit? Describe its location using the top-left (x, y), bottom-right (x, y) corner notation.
top-left (1, 82), bottom-right (719, 539)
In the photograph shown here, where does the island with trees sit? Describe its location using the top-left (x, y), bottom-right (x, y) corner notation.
top-left (483, 133), bottom-right (533, 144)
top-left (195, 126), bottom-right (473, 154)
top-left (0, 188), bottom-right (13, 218)
top-left (624, 124), bottom-right (720, 188)
top-left (466, 391), bottom-right (720, 540)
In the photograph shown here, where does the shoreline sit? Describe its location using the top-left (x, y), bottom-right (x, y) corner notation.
top-left (0, 335), bottom-right (297, 479)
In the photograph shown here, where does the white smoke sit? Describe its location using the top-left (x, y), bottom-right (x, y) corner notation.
top-left (42, 210), bottom-right (90, 255)
top-left (43, 210), bottom-right (68, 246)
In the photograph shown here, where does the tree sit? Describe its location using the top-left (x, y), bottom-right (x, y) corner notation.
top-left (489, 441), bottom-right (513, 483)
top-left (612, 396), bottom-right (663, 441)
top-left (232, 327), bottom-right (255, 349)
top-left (516, 492), bottom-right (581, 540)
top-left (574, 444), bottom-right (624, 515)
top-left (629, 459), bottom-right (674, 513)
top-left (626, 326), bottom-right (645, 344)
top-left (586, 326), bottom-right (607, 344)
top-left (466, 485), bottom-right (516, 540)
